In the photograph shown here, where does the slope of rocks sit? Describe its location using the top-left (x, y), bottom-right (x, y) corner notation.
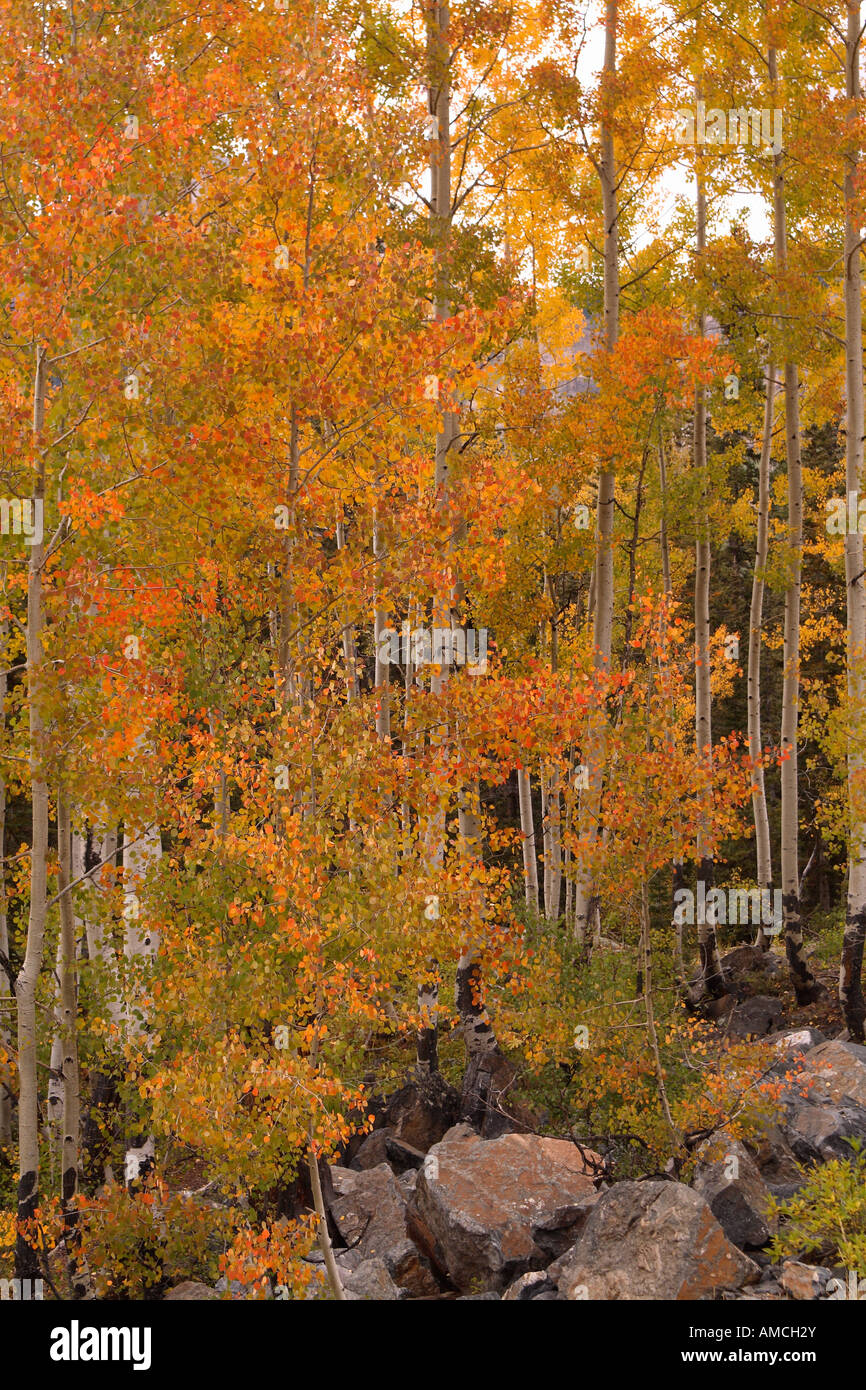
top-left (165, 970), bottom-right (866, 1301)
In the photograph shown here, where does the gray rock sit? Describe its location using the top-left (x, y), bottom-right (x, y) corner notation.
top-left (503, 1270), bottom-right (556, 1300)
top-left (330, 1162), bottom-right (439, 1297)
top-left (783, 1099), bottom-right (866, 1164)
top-left (748, 1121), bottom-right (803, 1184)
top-left (334, 1248), bottom-right (365, 1273)
top-left (720, 944), bottom-right (783, 975)
top-left (164, 1280), bottom-right (220, 1301)
top-left (385, 1134), bottom-right (427, 1172)
top-left (439, 1122), bottom-right (477, 1144)
top-left (767, 1181), bottom-right (804, 1201)
top-left (767, 1040), bottom-right (866, 1163)
top-left (350, 1128), bottom-right (394, 1171)
top-left (780, 1261), bottom-right (836, 1301)
top-left (691, 1137), bottom-right (774, 1249)
top-left (772, 1038), bottom-right (866, 1106)
top-left (381, 1071), bottom-right (463, 1152)
top-left (727, 996), bottom-right (784, 1040)
top-left (408, 1130), bottom-right (601, 1293)
top-left (793, 1039), bottom-right (866, 1106)
top-left (766, 1027), bottom-right (826, 1056)
top-left (553, 1181), bottom-right (760, 1301)
top-left (341, 1258), bottom-right (404, 1301)
top-left (328, 1164), bottom-right (358, 1195)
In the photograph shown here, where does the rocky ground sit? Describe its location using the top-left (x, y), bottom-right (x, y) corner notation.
top-left (161, 945), bottom-right (866, 1302)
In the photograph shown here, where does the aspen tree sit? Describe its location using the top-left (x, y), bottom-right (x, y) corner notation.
top-left (58, 795), bottom-right (87, 1294)
top-left (0, 613), bottom-right (8, 1151)
top-left (517, 767), bottom-right (540, 912)
top-left (840, 0), bottom-right (866, 1038)
top-left (770, 44), bottom-right (820, 1002)
top-left (15, 345), bottom-right (48, 1281)
top-left (750, 366), bottom-right (777, 949)
top-left (656, 428), bottom-right (686, 976)
top-left (692, 93), bottom-right (724, 999)
top-left (573, 0), bottom-right (619, 943)
top-left (122, 822), bottom-right (161, 1184)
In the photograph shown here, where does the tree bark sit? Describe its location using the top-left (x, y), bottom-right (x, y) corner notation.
top-left (122, 821), bottom-right (161, 1183)
top-left (58, 794), bottom-right (87, 1295)
top-left (750, 366), bottom-right (777, 949)
top-left (840, 1), bottom-right (866, 1039)
top-left (16, 344), bottom-right (48, 1281)
top-left (693, 126), bottom-right (724, 999)
top-left (573, 0), bottom-right (618, 941)
top-left (422, 0), bottom-right (454, 873)
top-left (770, 45), bottom-right (820, 1002)
top-left (517, 767), bottom-right (539, 913)
top-left (336, 510), bottom-right (359, 701)
top-left (0, 614), bottom-right (9, 1151)
top-left (373, 506), bottom-right (390, 741)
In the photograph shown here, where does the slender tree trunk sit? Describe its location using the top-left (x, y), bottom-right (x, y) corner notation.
top-left (421, 0), bottom-right (454, 873)
top-left (658, 427), bottom-right (672, 596)
top-left (541, 767), bottom-right (552, 915)
top-left (517, 768), bottom-right (539, 913)
top-left (336, 511), bottom-right (359, 701)
top-left (573, 0), bottom-right (618, 941)
top-left (373, 506), bottom-right (390, 741)
top-left (429, 0), bottom-right (455, 510)
top-left (402, 596), bottom-right (418, 859)
top-left (428, 0), bottom-right (455, 692)
top-left (46, 941), bottom-right (64, 1177)
top-left (693, 124), bottom-right (724, 999)
top-left (545, 769), bottom-right (562, 922)
top-left (594, 0), bottom-right (618, 663)
top-left (16, 344), bottom-right (48, 1281)
top-left (658, 434), bottom-right (685, 978)
top-left (672, 858), bottom-right (686, 985)
top-left (841, 1), bottom-right (866, 1039)
top-left (641, 880), bottom-right (676, 1145)
top-left (122, 822), bottom-right (161, 1183)
top-left (455, 946), bottom-right (498, 1060)
top-left (308, 1125), bottom-right (346, 1301)
top-left (277, 405), bottom-right (305, 712)
top-left (771, 46), bottom-right (820, 1003)
top-left (751, 366), bottom-right (777, 949)
top-left (416, 967), bottom-right (439, 1073)
top-left (75, 823), bottom-right (121, 1188)
top-left (0, 614), bottom-right (9, 1152)
top-left (455, 787), bottom-right (498, 1061)
top-left (58, 794), bottom-right (86, 1295)
top-left (73, 825), bottom-right (121, 1026)
top-left (207, 710), bottom-right (229, 839)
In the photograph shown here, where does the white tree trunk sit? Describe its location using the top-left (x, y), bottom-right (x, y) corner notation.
top-left (72, 825), bottom-right (122, 1027)
top-left (422, 0), bottom-right (454, 872)
top-left (122, 822), bottom-right (161, 1184)
top-left (573, 0), bottom-right (618, 940)
top-left (750, 366), bottom-right (777, 948)
top-left (693, 124), bottom-right (724, 998)
top-left (16, 345), bottom-right (48, 1280)
top-left (46, 940), bottom-right (64, 1175)
top-left (771, 46), bottom-right (819, 1002)
top-left (57, 794), bottom-right (87, 1293)
top-left (841, 0), bottom-right (866, 1039)
top-left (373, 507), bottom-right (390, 741)
top-left (336, 511), bottom-right (359, 700)
top-left (517, 768), bottom-right (539, 913)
